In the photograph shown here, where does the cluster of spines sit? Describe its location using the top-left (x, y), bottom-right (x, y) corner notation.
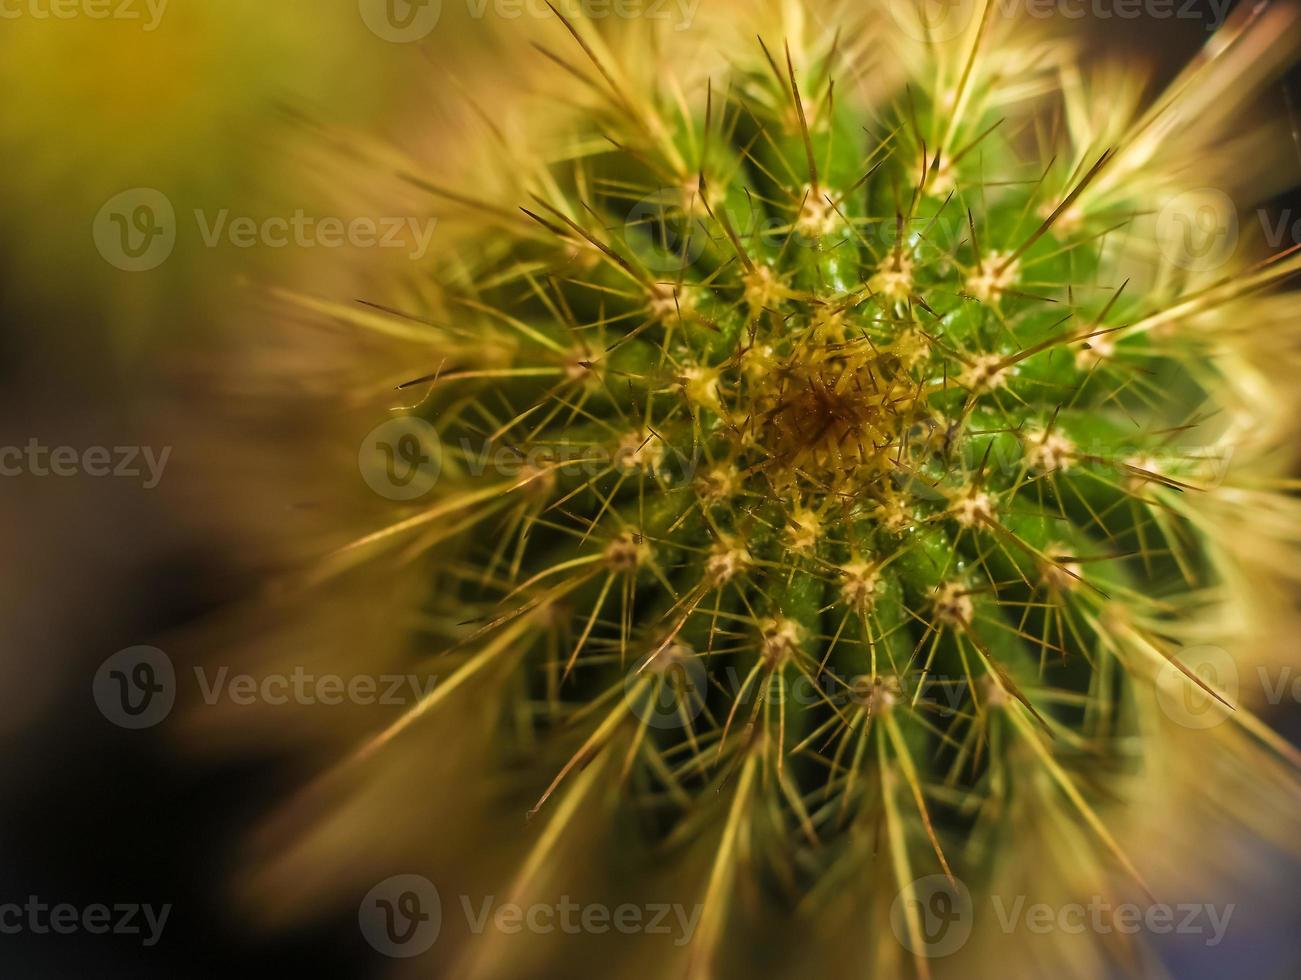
top-left (326, 10), bottom-right (1301, 978)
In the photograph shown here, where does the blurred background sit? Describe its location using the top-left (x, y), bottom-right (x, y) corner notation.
top-left (0, 0), bottom-right (1298, 976)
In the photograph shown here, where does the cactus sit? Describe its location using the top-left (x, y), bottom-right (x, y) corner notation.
top-left (253, 4), bottom-right (1301, 978)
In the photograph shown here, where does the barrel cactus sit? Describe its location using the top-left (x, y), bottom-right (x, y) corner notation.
top-left (235, 3), bottom-right (1301, 978)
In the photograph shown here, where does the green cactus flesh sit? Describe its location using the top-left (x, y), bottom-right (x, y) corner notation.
top-left (399, 28), bottom-right (1231, 916)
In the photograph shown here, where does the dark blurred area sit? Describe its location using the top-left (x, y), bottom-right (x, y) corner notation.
top-left (1, 1), bottom-right (1298, 977)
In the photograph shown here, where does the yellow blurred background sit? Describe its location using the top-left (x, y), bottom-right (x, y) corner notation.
top-left (1, 3), bottom-right (1297, 978)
